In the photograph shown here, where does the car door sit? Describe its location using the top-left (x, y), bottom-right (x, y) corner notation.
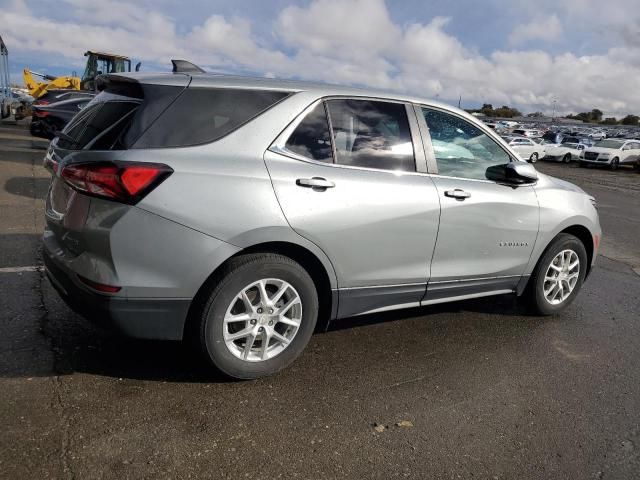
top-left (626, 141), bottom-right (640, 163)
top-left (511, 138), bottom-right (531, 159)
top-left (265, 98), bottom-right (441, 318)
top-left (417, 106), bottom-right (539, 302)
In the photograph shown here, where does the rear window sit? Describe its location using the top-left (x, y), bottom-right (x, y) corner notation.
top-left (58, 84), bottom-right (289, 150)
top-left (134, 88), bottom-right (290, 148)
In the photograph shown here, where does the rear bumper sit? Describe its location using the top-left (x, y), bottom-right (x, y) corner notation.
top-left (43, 249), bottom-right (190, 341)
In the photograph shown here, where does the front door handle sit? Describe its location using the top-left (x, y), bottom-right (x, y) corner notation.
top-left (296, 177), bottom-right (335, 190)
top-left (444, 189), bottom-right (471, 200)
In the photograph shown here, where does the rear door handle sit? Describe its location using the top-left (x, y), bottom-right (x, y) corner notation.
top-left (444, 189), bottom-right (471, 200)
top-left (296, 177), bottom-right (335, 190)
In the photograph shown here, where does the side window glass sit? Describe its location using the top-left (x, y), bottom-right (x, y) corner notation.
top-left (422, 108), bottom-right (511, 180)
top-left (285, 103), bottom-right (333, 163)
top-left (326, 99), bottom-right (415, 172)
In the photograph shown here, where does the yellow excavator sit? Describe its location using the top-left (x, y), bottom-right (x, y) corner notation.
top-left (24, 51), bottom-right (137, 98)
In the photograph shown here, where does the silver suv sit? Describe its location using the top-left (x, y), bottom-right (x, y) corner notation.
top-left (43, 65), bottom-right (601, 379)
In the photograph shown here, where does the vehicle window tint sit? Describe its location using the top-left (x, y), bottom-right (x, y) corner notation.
top-left (326, 99), bottom-right (415, 172)
top-left (58, 101), bottom-right (139, 150)
top-left (422, 108), bottom-right (511, 180)
top-left (284, 103), bottom-right (333, 162)
top-left (134, 88), bottom-right (290, 148)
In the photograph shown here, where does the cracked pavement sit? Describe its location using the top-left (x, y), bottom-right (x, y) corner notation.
top-left (1, 121), bottom-right (639, 479)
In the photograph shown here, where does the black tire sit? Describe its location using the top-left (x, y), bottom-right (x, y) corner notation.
top-left (563, 153), bottom-right (572, 163)
top-left (524, 233), bottom-right (588, 316)
top-left (610, 157), bottom-right (619, 170)
top-left (194, 253), bottom-right (318, 379)
top-left (529, 152), bottom-right (538, 163)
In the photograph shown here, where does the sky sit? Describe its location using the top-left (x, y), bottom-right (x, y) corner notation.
top-left (2, 0), bottom-right (640, 117)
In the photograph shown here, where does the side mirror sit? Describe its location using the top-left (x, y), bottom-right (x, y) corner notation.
top-left (486, 162), bottom-right (538, 185)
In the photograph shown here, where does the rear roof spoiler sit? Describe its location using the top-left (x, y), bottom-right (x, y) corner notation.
top-left (171, 59), bottom-right (205, 74)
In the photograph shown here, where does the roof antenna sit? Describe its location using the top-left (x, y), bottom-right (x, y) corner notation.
top-left (171, 59), bottom-right (205, 74)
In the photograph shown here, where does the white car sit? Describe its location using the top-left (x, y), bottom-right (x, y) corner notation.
top-left (502, 136), bottom-right (546, 163)
top-left (512, 128), bottom-right (543, 138)
top-left (544, 142), bottom-right (586, 163)
top-left (579, 139), bottom-right (640, 170)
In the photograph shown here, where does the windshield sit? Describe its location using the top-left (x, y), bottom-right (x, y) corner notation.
top-left (596, 140), bottom-right (624, 149)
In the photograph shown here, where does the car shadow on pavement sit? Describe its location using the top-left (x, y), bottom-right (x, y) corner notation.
top-left (5, 176), bottom-right (50, 200)
top-left (17, 285), bottom-right (545, 384)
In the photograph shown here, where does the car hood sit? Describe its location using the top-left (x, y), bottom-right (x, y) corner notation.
top-left (585, 146), bottom-right (620, 154)
top-left (535, 172), bottom-right (586, 195)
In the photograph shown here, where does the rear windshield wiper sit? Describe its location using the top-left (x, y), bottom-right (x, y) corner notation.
top-left (54, 131), bottom-right (80, 146)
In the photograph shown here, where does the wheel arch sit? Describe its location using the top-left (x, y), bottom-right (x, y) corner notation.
top-left (518, 223), bottom-right (595, 296)
top-left (184, 240), bottom-right (337, 340)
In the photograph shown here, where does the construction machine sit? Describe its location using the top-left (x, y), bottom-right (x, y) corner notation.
top-left (24, 51), bottom-right (137, 99)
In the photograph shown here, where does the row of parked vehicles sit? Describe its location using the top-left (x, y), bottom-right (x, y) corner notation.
top-left (495, 125), bottom-right (640, 171)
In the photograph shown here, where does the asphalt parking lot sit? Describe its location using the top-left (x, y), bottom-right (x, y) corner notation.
top-left (1, 121), bottom-right (639, 479)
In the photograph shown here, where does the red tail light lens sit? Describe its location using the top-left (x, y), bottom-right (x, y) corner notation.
top-left (61, 161), bottom-right (172, 204)
top-left (34, 109), bottom-right (50, 117)
top-left (78, 275), bottom-right (121, 293)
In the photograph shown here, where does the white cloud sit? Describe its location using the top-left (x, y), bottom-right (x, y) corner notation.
top-left (508, 14), bottom-right (562, 46)
top-left (2, 0), bottom-right (640, 116)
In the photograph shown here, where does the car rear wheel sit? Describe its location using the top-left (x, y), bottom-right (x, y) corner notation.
top-left (529, 152), bottom-right (538, 163)
top-left (610, 157), bottom-right (620, 170)
top-left (563, 153), bottom-right (572, 163)
top-left (194, 253), bottom-right (318, 379)
top-left (524, 233), bottom-right (588, 315)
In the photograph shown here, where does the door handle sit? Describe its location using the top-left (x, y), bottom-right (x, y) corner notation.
top-left (444, 189), bottom-right (471, 200)
top-left (296, 177), bottom-right (335, 190)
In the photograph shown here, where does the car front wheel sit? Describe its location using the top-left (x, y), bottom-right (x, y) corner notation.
top-left (525, 233), bottom-right (588, 315)
top-left (195, 253), bottom-right (318, 379)
top-left (529, 152), bottom-right (538, 163)
top-left (563, 153), bottom-right (572, 163)
top-left (610, 157), bottom-right (620, 170)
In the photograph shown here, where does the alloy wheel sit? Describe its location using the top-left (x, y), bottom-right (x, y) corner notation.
top-left (223, 278), bottom-right (302, 362)
top-left (543, 249), bottom-right (580, 305)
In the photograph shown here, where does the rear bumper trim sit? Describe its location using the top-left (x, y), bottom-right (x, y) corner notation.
top-left (43, 251), bottom-right (190, 341)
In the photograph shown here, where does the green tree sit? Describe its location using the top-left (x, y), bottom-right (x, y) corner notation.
top-left (601, 117), bottom-right (618, 125)
top-left (591, 109), bottom-right (603, 122)
top-left (621, 114), bottom-right (640, 126)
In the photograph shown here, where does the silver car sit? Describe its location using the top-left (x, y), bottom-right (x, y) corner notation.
top-left (43, 65), bottom-right (601, 379)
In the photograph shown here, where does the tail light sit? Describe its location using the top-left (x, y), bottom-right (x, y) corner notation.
top-left (33, 109), bottom-right (50, 117)
top-left (60, 161), bottom-right (173, 204)
top-left (78, 275), bottom-right (121, 293)
top-left (35, 100), bottom-right (50, 106)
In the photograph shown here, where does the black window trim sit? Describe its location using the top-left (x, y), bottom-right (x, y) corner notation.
top-left (270, 95), bottom-right (424, 175)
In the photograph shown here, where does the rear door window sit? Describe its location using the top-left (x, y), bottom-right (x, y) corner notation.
top-left (284, 103), bottom-right (333, 163)
top-left (325, 99), bottom-right (415, 172)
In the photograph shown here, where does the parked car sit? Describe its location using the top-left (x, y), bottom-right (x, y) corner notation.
top-left (30, 96), bottom-right (93, 139)
top-left (512, 128), bottom-right (543, 138)
top-left (544, 142), bottom-right (587, 163)
top-left (502, 135), bottom-right (545, 162)
top-left (579, 139), bottom-right (640, 169)
top-left (542, 131), bottom-right (565, 144)
top-left (42, 67), bottom-right (601, 379)
top-left (562, 136), bottom-right (594, 147)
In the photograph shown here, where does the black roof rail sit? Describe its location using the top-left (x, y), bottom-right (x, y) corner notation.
top-left (171, 59), bottom-right (205, 74)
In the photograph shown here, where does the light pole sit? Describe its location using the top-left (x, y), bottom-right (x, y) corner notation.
top-left (551, 99), bottom-right (557, 123)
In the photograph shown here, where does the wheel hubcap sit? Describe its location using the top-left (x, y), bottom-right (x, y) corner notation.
top-left (543, 250), bottom-right (580, 305)
top-left (223, 278), bottom-right (302, 362)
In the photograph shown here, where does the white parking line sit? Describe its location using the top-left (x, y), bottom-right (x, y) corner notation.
top-left (0, 266), bottom-right (43, 273)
